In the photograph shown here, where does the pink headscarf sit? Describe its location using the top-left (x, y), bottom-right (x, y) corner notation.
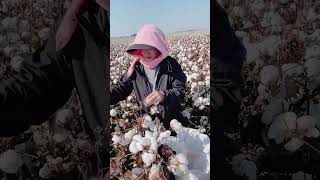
top-left (126, 24), bottom-right (170, 78)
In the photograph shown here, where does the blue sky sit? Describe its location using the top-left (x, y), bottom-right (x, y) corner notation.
top-left (110, 0), bottom-right (210, 37)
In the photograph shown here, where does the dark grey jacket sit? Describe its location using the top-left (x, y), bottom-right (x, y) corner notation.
top-left (212, 0), bottom-right (246, 84)
top-left (110, 56), bottom-right (187, 128)
top-left (0, 4), bottom-right (108, 137)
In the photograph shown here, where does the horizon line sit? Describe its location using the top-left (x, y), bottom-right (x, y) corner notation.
top-left (111, 28), bottom-right (210, 38)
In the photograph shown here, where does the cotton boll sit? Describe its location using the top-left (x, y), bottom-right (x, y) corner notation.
top-left (175, 170), bottom-right (210, 180)
top-left (121, 113), bottom-right (127, 119)
top-left (141, 137), bottom-right (151, 147)
top-left (132, 167), bottom-right (144, 176)
top-left (142, 115), bottom-right (153, 128)
top-left (149, 164), bottom-right (162, 180)
top-left (129, 142), bottom-right (140, 154)
top-left (199, 105), bottom-right (206, 110)
top-left (114, 125), bottom-right (120, 132)
top-left (231, 6), bottom-right (246, 18)
top-left (132, 134), bottom-right (143, 142)
top-left (303, 7), bottom-right (318, 22)
top-left (260, 36), bottom-right (282, 56)
top-left (145, 130), bottom-right (154, 139)
top-left (310, 103), bottom-right (320, 124)
top-left (127, 96), bottom-right (133, 102)
top-left (231, 154), bottom-right (257, 180)
top-left (10, 56), bottom-right (24, 71)
top-left (198, 127), bottom-right (206, 133)
top-left (157, 130), bottom-right (171, 144)
top-left (148, 121), bottom-right (156, 132)
top-left (296, 116), bottom-right (320, 138)
top-left (304, 45), bottom-right (320, 60)
top-left (0, 150), bottom-right (24, 174)
top-left (150, 106), bottom-right (159, 115)
top-left (192, 73), bottom-right (199, 81)
top-left (135, 142), bottom-right (144, 151)
top-left (110, 109), bottom-right (118, 117)
top-left (284, 137), bottom-right (304, 152)
top-left (197, 57), bottom-right (203, 63)
top-left (242, 40), bottom-right (260, 63)
top-left (261, 11), bottom-right (285, 29)
top-left (200, 117), bottom-right (208, 126)
top-left (170, 119), bottom-right (183, 131)
top-left (268, 112), bottom-right (297, 144)
top-left (202, 98), bottom-right (209, 105)
top-left (235, 31), bottom-right (248, 40)
top-left (261, 98), bottom-right (284, 125)
top-left (150, 138), bottom-right (159, 153)
top-left (194, 97), bottom-right (203, 107)
top-left (168, 154), bottom-right (189, 176)
top-left (251, 0), bottom-right (265, 12)
top-left (124, 129), bottom-right (136, 141)
top-left (190, 82), bottom-right (198, 89)
top-left (257, 84), bottom-right (268, 96)
top-left (260, 65), bottom-right (279, 85)
top-left (182, 110), bottom-right (191, 120)
top-left (197, 81), bottom-right (205, 87)
top-left (281, 63), bottom-right (304, 78)
top-left (112, 135), bottom-right (122, 144)
top-left (304, 58), bottom-right (320, 90)
top-left (205, 79), bottom-right (210, 87)
top-left (187, 75), bottom-right (192, 82)
top-left (142, 152), bottom-right (156, 167)
top-left (153, 131), bottom-right (159, 138)
top-left (143, 114), bottom-right (152, 122)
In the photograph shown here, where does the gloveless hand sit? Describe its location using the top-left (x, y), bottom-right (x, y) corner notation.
top-left (144, 91), bottom-right (165, 107)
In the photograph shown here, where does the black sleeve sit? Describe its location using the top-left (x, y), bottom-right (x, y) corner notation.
top-left (0, 31), bottom-right (77, 137)
top-left (110, 75), bottom-right (134, 105)
top-left (213, 0), bottom-right (235, 60)
top-left (161, 60), bottom-right (187, 103)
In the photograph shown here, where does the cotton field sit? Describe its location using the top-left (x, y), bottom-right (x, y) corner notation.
top-left (110, 31), bottom-right (211, 179)
top-left (220, 0), bottom-right (320, 179)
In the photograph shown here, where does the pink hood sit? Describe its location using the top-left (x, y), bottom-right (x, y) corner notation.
top-left (126, 24), bottom-right (170, 78)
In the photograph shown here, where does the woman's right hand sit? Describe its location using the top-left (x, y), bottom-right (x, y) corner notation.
top-left (143, 91), bottom-right (165, 107)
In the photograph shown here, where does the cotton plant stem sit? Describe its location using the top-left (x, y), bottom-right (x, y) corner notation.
top-left (301, 139), bottom-right (320, 155)
top-left (22, 153), bottom-right (39, 159)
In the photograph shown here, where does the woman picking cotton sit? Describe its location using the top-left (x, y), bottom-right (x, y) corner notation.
top-left (110, 24), bottom-right (187, 129)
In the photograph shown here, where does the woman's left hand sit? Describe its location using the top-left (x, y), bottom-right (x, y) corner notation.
top-left (144, 91), bottom-right (165, 107)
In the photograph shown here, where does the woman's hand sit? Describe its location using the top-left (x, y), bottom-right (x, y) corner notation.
top-left (144, 91), bottom-right (165, 107)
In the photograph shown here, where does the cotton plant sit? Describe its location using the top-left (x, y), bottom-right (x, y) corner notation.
top-left (111, 117), bottom-right (210, 179)
top-left (193, 96), bottom-right (210, 110)
top-left (231, 154), bottom-right (257, 180)
top-left (268, 112), bottom-right (320, 152)
top-left (110, 109), bottom-right (118, 117)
